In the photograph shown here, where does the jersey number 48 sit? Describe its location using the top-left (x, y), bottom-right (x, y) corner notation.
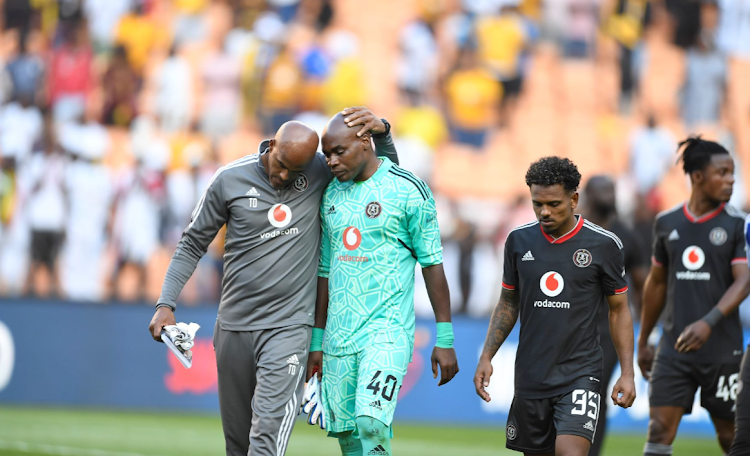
top-left (715, 374), bottom-right (739, 402)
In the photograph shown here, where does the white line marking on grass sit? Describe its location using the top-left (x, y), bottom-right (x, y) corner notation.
top-left (0, 440), bottom-right (160, 456)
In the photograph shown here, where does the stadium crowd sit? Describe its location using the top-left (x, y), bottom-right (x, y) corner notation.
top-left (0, 0), bottom-right (748, 317)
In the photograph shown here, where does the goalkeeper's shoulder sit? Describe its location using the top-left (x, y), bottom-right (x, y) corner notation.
top-left (385, 165), bottom-right (433, 203)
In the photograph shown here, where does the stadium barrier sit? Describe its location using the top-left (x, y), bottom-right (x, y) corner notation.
top-left (1, 299), bottom-right (742, 435)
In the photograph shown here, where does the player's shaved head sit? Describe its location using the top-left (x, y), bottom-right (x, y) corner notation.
top-left (265, 121), bottom-right (319, 189)
top-left (274, 121), bottom-right (319, 165)
top-left (321, 113), bottom-right (375, 182)
top-left (322, 113), bottom-right (359, 144)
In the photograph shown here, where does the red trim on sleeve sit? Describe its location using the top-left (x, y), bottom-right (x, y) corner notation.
top-left (732, 258), bottom-right (748, 265)
top-left (683, 202), bottom-right (725, 224)
top-left (651, 256), bottom-right (664, 267)
top-left (501, 282), bottom-right (515, 290)
top-left (614, 286), bottom-right (629, 294)
top-left (540, 216), bottom-right (585, 244)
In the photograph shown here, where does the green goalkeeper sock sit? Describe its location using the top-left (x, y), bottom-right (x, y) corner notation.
top-left (356, 416), bottom-right (391, 456)
top-left (337, 430), bottom-right (362, 456)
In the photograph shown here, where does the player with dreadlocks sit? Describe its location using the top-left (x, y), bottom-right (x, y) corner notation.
top-left (639, 137), bottom-right (750, 456)
top-left (474, 156), bottom-right (636, 456)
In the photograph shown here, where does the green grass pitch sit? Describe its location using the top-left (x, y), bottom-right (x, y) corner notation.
top-left (0, 407), bottom-right (723, 455)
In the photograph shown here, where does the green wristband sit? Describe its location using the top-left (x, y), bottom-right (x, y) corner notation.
top-left (310, 327), bottom-right (324, 352)
top-left (435, 322), bottom-right (454, 349)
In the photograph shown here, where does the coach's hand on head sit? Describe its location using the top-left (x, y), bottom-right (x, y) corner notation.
top-left (611, 375), bottom-right (636, 408)
top-left (149, 306), bottom-right (176, 342)
top-left (431, 346), bottom-right (459, 386)
top-left (341, 107), bottom-right (386, 138)
top-left (473, 357), bottom-right (493, 402)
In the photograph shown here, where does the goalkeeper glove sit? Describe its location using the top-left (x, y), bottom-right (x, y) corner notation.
top-left (301, 375), bottom-right (326, 430)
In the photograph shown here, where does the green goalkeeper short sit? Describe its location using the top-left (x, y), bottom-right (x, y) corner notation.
top-left (321, 330), bottom-right (412, 436)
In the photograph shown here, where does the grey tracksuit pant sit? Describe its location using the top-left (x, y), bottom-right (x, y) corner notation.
top-left (214, 323), bottom-right (311, 456)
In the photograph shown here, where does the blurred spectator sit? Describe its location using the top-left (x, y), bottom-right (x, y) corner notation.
top-left (681, 22), bottom-right (726, 130)
top-left (398, 20), bottom-right (439, 105)
top-left (397, 102), bottom-right (448, 150)
top-left (322, 30), bottom-right (367, 115)
top-left (0, 157), bottom-right (16, 230)
top-left (58, 112), bottom-right (112, 301)
top-left (24, 113), bottom-right (67, 298)
top-left (110, 116), bottom-right (169, 301)
top-left (238, 11), bottom-right (285, 121)
top-left (298, 38), bottom-right (332, 111)
top-left (0, 92), bottom-right (44, 164)
top-left (83, 0), bottom-right (133, 52)
top-left (296, 0), bottom-right (334, 32)
top-left (172, 0), bottom-right (208, 46)
top-left (53, 0), bottom-right (85, 45)
top-left (165, 148), bottom-right (202, 242)
top-left (101, 46), bottom-right (139, 127)
top-left (257, 43), bottom-right (302, 135)
top-left (628, 114), bottom-right (675, 196)
top-left (153, 45), bottom-right (193, 133)
top-left (200, 44), bottom-right (242, 141)
top-left (561, 0), bottom-right (601, 58)
top-left (6, 35), bottom-right (44, 105)
top-left (48, 23), bottom-right (92, 123)
top-left (605, 0), bottom-right (651, 110)
top-left (114, 3), bottom-right (170, 75)
top-left (444, 47), bottom-right (502, 149)
top-left (393, 136), bottom-right (435, 183)
top-left (3, 0), bottom-right (34, 42)
top-left (474, 4), bottom-right (527, 124)
top-left (0, 151), bottom-right (29, 296)
top-left (717, 0), bottom-right (750, 59)
top-left (664, 0), bottom-right (701, 49)
top-left (267, 0), bottom-right (301, 23)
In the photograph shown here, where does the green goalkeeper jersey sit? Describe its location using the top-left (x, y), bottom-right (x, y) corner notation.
top-left (318, 157), bottom-right (443, 356)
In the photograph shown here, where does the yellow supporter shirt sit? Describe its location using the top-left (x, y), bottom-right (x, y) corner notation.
top-left (174, 0), bottom-right (208, 14)
top-left (322, 58), bottom-right (367, 116)
top-left (116, 14), bottom-right (170, 73)
top-left (475, 15), bottom-right (525, 78)
top-left (397, 105), bottom-right (448, 149)
top-left (445, 69), bottom-right (502, 130)
top-left (261, 52), bottom-right (303, 112)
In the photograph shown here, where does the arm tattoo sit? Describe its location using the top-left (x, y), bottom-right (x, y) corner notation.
top-left (482, 288), bottom-right (520, 358)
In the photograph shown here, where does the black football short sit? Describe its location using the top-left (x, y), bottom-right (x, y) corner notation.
top-left (729, 346), bottom-right (750, 455)
top-left (649, 353), bottom-right (740, 420)
top-left (506, 388), bottom-right (601, 454)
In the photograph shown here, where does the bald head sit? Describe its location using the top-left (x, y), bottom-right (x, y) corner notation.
top-left (265, 121), bottom-right (319, 189)
top-left (274, 121), bottom-right (319, 163)
top-left (321, 113), bottom-right (376, 182)
top-left (322, 113), bottom-right (359, 144)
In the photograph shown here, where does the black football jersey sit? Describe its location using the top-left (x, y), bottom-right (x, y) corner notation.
top-left (651, 203), bottom-right (747, 363)
top-left (503, 216), bottom-right (628, 399)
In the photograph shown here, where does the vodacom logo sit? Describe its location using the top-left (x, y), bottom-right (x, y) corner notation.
top-left (682, 246), bottom-right (705, 270)
top-left (540, 271), bottom-right (565, 297)
top-left (268, 204), bottom-right (292, 228)
top-left (343, 226), bottom-right (362, 250)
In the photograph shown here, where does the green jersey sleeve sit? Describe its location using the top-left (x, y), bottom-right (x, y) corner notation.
top-left (318, 199), bottom-right (332, 278)
top-left (406, 188), bottom-right (443, 267)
